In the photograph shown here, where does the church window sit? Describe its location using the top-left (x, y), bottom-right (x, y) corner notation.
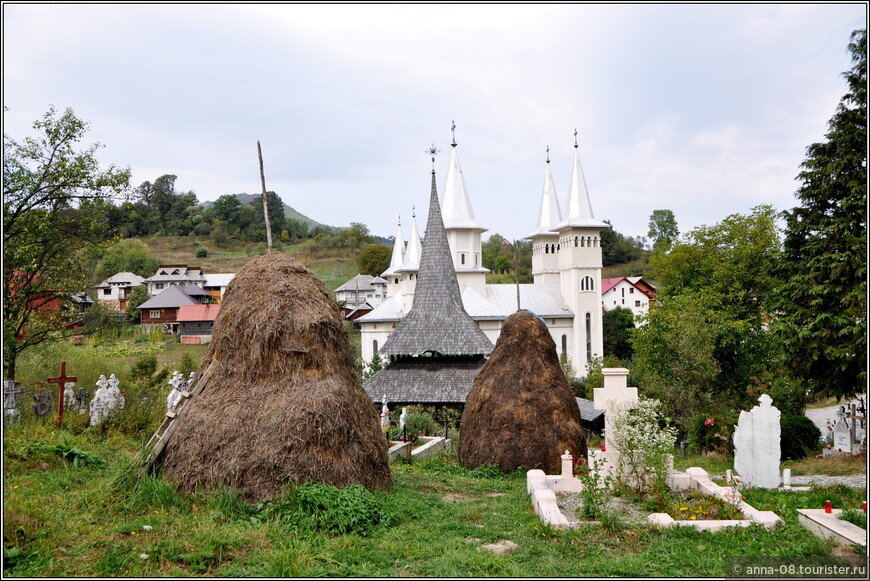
top-left (394, 278), bottom-right (399, 284)
top-left (373, 340), bottom-right (378, 353)
top-left (580, 276), bottom-right (594, 291)
top-left (561, 334), bottom-right (567, 356)
top-left (585, 312), bottom-right (592, 363)
top-left (545, 245), bottom-right (549, 254)
top-left (574, 237), bottom-right (578, 247)
top-left (461, 254), bottom-right (465, 265)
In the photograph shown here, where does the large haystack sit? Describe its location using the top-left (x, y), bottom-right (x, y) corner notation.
top-left (160, 253), bottom-right (392, 499)
top-left (458, 311), bottom-right (587, 473)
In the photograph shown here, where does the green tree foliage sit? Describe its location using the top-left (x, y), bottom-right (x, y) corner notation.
top-left (481, 234), bottom-right (532, 282)
top-left (124, 286), bottom-right (149, 323)
top-left (632, 206), bottom-right (783, 428)
top-left (600, 221), bottom-right (646, 266)
top-left (3, 106), bottom-right (130, 379)
top-left (647, 209), bottom-right (679, 253)
top-left (95, 238), bottom-right (161, 279)
top-left (135, 174), bottom-right (199, 236)
top-left (602, 306), bottom-right (635, 361)
top-left (356, 244), bottom-right (393, 276)
top-left (771, 29), bottom-right (867, 401)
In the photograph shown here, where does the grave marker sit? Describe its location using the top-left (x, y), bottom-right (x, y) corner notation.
top-left (47, 361), bottom-right (77, 427)
top-left (592, 368), bottom-right (638, 464)
top-left (733, 394), bottom-right (781, 488)
top-left (4, 380), bottom-right (25, 424)
top-left (33, 388), bottom-right (52, 418)
top-left (75, 387), bottom-right (90, 415)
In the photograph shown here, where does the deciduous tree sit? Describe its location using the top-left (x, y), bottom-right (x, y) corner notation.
top-left (3, 106), bottom-right (130, 379)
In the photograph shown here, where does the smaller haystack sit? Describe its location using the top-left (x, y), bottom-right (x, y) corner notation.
top-left (160, 253), bottom-right (392, 499)
top-left (458, 311), bottom-right (587, 473)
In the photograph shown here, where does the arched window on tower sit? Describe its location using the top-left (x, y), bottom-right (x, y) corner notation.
top-left (574, 236), bottom-right (578, 247)
top-left (561, 334), bottom-right (567, 356)
top-left (580, 276), bottom-right (595, 291)
top-left (373, 340), bottom-right (378, 354)
top-left (585, 312), bottom-right (592, 363)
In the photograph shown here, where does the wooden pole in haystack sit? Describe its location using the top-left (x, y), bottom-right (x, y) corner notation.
top-left (257, 140), bottom-right (273, 253)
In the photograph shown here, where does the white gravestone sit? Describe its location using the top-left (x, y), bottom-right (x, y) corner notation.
top-left (106, 374), bottom-right (126, 411)
top-left (833, 417), bottom-right (852, 454)
top-left (63, 382), bottom-right (76, 408)
top-left (733, 394), bottom-right (781, 488)
top-left (593, 368), bottom-right (638, 462)
top-left (399, 407), bottom-right (409, 430)
top-left (166, 371), bottom-right (184, 412)
top-left (90, 375), bottom-right (110, 426)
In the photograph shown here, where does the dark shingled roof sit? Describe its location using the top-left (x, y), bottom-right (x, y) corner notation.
top-left (575, 397), bottom-right (605, 422)
top-left (380, 171), bottom-right (494, 357)
top-left (363, 356), bottom-right (487, 404)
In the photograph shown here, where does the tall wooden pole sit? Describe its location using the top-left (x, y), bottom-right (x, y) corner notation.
top-left (257, 140), bottom-right (273, 253)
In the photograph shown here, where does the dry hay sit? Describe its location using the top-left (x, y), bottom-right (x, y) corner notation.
top-left (160, 252), bottom-right (392, 499)
top-left (458, 311), bottom-right (587, 473)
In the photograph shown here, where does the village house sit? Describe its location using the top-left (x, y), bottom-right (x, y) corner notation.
top-left (142, 265), bottom-right (206, 296)
top-left (136, 284), bottom-right (212, 333)
top-left (94, 271), bottom-right (146, 311)
top-left (201, 273), bottom-right (235, 303)
top-left (178, 304), bottom-right (221, 344)
top-left (359, 132), bottom-right (610, 379)
top-left (601, 276), bottom-right (657, 321)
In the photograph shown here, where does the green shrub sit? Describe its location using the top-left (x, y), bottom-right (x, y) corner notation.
top-left (780, 415), bottom-right (822, 460)
top-left (263, 483), bottom-right (390, 536)
top-left (194, 245), bottom-right (208, 258)
top-left (687, 412), bottom-right (737, 455)
top-left (404, 413), bottom-right (437, 436)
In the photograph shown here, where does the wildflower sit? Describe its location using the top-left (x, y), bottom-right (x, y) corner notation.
top-left (690, 516), bottom-right (697, 520)
top-left (131, 531), bottom-right (136, 535)
top-left (12, 485), bottom-right (18, 489)
top-left (704, 417), bottom-right (715, 427)
top-left (679, 507), bottom-right (688, 511)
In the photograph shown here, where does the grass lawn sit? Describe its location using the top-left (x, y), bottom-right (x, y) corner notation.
top-left (3, 417), bottom-right (865, 577)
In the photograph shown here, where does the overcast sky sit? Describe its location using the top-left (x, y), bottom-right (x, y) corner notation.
top-left (3, 3), bottom-right (866, 242)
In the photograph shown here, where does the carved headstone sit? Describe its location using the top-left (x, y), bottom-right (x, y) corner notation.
top-left (63, 382), bottom-right (76, 408)
top-left (733, 394), bottom-right (781, 488)
top-left (75, 387), bottom-right (90, 415)
top-left (4, 380), bottom-right (25, 424)
top-left (167, 371), bottom-right (184, 412)
top-left (833, 417), bottom-right (852, 454)
top-left (90, 374), bottom-right (124, 426)
top-left (33, 388), bottom-right (52, 418)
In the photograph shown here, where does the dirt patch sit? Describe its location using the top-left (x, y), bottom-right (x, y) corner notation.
top-left (556, 492), bottom-right (652, 525)
top-left (443, 493), bottom-right (474, 503)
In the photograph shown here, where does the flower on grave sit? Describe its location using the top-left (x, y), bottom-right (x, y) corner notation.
top-left (704, 417), bottom-right (714, 427)
top-left (679, 506), bottom-right (688, 511)
top-left (689, 516), bottom-right (697, 520)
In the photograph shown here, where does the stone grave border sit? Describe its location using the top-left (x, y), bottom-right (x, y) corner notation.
top-left (388, 436), bottom-right (451, 462)
top-left (797, 509), bottom-right (867, 550)
top-left (527, 466), bottom-right (783, 531)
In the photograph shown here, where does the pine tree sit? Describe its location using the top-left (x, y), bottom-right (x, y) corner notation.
top-left (772, 29), bottom-right (867, 400)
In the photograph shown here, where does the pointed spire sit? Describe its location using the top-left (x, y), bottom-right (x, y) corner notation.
top-left (440, 123), bottom-right (487, 231)
top-left (552, 131), bottom-right (609, 231)
top-left (398, 206), bottom-right (422, 272)
top-left (382, 214), bottom-right (406, 277)
top-left (381, 166), bottom-right (493, 357)
top-left (526, 147), bottom-right (563, 238)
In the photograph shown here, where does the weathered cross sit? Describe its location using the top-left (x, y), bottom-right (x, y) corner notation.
top-left (75, 387), bottom-right (90, 414)
top-left (4, 380), bottom-right (25, 409)
top-left (32, 388), bottom-right (52, 418)
top-left (47, 361), bottom-right (77, 427)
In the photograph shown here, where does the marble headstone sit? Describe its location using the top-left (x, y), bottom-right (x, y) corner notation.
top-left (733, 394), bottom-right (781, 488)
top-left (833, 417), bottom-right (852, 454)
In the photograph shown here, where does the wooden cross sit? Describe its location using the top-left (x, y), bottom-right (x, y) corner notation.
top-left (47, 361), bottom-right (77, 427)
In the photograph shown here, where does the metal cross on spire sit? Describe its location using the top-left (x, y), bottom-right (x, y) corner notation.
top-left (574, 128), bottom-right (579, 148)
top-left (546, 145), bottom-right (550, 164)
top-left (451, 120), bottom-right (457, 147)
top-left (426, 143), bottom-right (440, 173)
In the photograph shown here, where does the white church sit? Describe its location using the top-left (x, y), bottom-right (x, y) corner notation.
top-left (358, 132), bottom-right (611, 377)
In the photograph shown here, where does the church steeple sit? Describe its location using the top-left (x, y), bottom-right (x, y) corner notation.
top-left (398, 207), bottom-right (422, 272)
top-left (381, 162), bottom-right (493, 357)
top-left (553, 130), bottom-right (609, 231)
top-left (528, 146), bottom-right (563, 237)
top-left (526, 147), bottom-right (563, 285)
top-left (382, 214), bottom-right (406, 278)
top-left (441, 124), bottom-right (486, 232)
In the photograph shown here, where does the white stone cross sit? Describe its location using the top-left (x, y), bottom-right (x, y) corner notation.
top-left (593, 368), bottom-right (638, 459)
top-left (733, 393), bottom-right (781, 488)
